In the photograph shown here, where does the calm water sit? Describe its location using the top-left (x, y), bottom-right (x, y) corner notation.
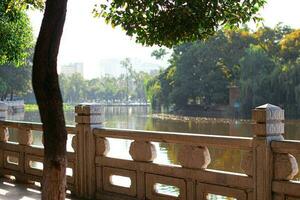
top-left (6, 106), bottom-right (300, 198)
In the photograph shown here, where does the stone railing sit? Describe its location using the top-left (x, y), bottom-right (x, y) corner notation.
top-left (0, 103), bottom-right (299, 200)
top-left (0, 120), bottom-right (76, 190)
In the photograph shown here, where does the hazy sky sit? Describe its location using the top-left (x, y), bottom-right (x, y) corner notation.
top-left (28, 0), bottom-right (300, 78)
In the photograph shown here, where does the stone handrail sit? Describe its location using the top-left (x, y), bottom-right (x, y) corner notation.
top-left (0, 103), bottom-right (300, 200)
top-left (0, 120), bottom-right (76, 190)
top-left (93, 128), bottom-right (253, 199)
top-left (0, 120), bottom-right (76, 132)
top-left (93, 128), bottom-right (253, 150)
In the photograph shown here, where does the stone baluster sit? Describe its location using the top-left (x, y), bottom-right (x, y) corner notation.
top-left (129, 140), bottom-right (156, 199)
top-left (17, 129), bottom-right (33, 146)
top-left (0, 126), bottom-right (9, 170)
top-left (95, 137), bottom-right (110, 156)
top-left (129, 140), bottom-right (157, 162)
top-left (71, 135), bottom-right (77, 153)
top-left (0, 126), bottom-right (9, 143)
top-left (177, 144), bottom-right (211, 200)
top-left (74, 103), bottom-right (102, 199)
top-left (17, 128), bottom-right (33, 183)
top-left (248, 103), bottom-right (297, 200)
top-left (177, 145), bottom-right (211, 169)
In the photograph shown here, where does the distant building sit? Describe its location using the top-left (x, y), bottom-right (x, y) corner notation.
top-left (97, 58), bottom-right (161, 77)
top-left (61, 63), bottom-right (84, 76)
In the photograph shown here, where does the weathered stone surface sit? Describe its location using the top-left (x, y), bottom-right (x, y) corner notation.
top-left (75, 103), bottom-right (102, 115)
top-left (177, 145), bottom-right (210, 169)
top-left (241, 151), bottom-right (253, 176)
top-left (17, 129), bottom-right (33, 146)
top-left (253, 122), bottom-right (284, 136)
top-left (129, 141), bottom-right (156, 162)
top-left (96, 137), bottom-right (110, 156)
top-left (252, 104), bottom-right (284, 123)
top-left (274, 153), bottom-right (298, 180)
top-left (75, 115), bottom-right (102, 124)
top-left (0, 127), bottom-right (9, 142)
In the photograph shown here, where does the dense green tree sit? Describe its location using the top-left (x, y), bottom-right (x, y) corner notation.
top-left (0, 63), bottom-right (32, 100)
top-left (254, 24), bottom-right (293, 59)
top-left (0, 2), bottom-right (33, 66)
top-left (148, 30), bottom-right (254, 110)
top-left (3, 0), bottom-right (267, 198)
top-left (148, 26), bottom-right (300, 117)
top-left (280, 29), bottom-right (300, 62)
top-left (97, 0), bottom-right (265, 47)
top-left (58, 70), bottom-right (152, 104)
top-left (239, 45), bottom-right (277, 111)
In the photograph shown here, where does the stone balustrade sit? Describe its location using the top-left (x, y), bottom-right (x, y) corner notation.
top-left (0, 103), bottom-right (299, 200)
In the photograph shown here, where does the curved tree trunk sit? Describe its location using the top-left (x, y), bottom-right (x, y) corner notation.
top-left (32, 0), bottom-right (68, 199)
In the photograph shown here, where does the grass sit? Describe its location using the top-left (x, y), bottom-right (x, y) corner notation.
top-left (25, 103), bottom-right (74, 112)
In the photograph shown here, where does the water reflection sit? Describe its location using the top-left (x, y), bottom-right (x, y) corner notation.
top-left (5, 106), bottom-right (300, 197)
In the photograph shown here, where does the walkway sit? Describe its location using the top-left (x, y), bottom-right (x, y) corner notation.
top-left (0, 178), bottom-right (78, 200)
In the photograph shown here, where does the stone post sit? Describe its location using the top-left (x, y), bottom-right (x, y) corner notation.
top-left (74, 103), bottom-right (102, 199)
top-left (251, 104), bottom-right (285, 200)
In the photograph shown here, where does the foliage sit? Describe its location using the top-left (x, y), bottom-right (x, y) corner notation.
top-left (147, 25), bottom-right (300, 117)
top-left (280, 29), bottom-right (300, 62)
top-left (0, 49), bottom-right (33, 100)
top-left (148, 29), bottom-right (253, 110)
top-left (0, 1), bottom-right (34, 66)
top-left (151, 48), bottom-right (168, 60)
top-left (96, 0), bottom-right (266, 47)
top-left (59, 61), bottom-right (154, 104)
top-left (25, 103), bottom-right (73, 112)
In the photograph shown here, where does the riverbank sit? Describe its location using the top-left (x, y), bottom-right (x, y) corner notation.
top-left (151, 113), bottom-right (252, 123)
top-left (25, 103), bottom-right (74, 112)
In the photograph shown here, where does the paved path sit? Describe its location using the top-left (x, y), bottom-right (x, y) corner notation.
top-left (0, 178), bottom-right (78, 200)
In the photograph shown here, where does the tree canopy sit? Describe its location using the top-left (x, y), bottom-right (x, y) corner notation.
top-left (0, 1), bottom-right (34, 66)
top-left (96, 0), bottom-right (266, 47)
top-left (1, 0), bottom-right (269, 198)
top-left (147, 25), bottom-right (300, 117)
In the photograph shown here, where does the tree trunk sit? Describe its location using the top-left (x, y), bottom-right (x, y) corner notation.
top-left (32, 0), bottom-right (68, 199)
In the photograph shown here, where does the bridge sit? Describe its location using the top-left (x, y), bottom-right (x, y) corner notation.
top-left (0, 103), bottom-right (299, 199)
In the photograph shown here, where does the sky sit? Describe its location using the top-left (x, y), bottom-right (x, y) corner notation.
top-left (28, 0), bottom-right (300, 79)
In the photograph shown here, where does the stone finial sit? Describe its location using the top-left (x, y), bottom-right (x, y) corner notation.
top-left (75, 103), bottom-right (102, 124)
top-left (252, 104), bottom-right (284, 123)
top-left (0, 127), bottom-right (9, 142)
top-left (274, 153), bottom-right (298, 180)
top-left (252, 104), bottom-right (284, 136)
top-left (177, 145), bottom-right (211, 169)
top-left (17, 129), bottom-right (33, 146)
top-left (75, 103), bottom-right (102, 115)
top-left (129, 141), bottom-right (157, 162)
top-left (96, 137), bottom-right (110, 156)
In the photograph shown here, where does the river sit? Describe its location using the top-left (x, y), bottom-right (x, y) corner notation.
top-left (6, 106), bottom-right (300, 199)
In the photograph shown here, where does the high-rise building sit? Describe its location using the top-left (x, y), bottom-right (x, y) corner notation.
top-left (61, 63), bottom-right (84, 76)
